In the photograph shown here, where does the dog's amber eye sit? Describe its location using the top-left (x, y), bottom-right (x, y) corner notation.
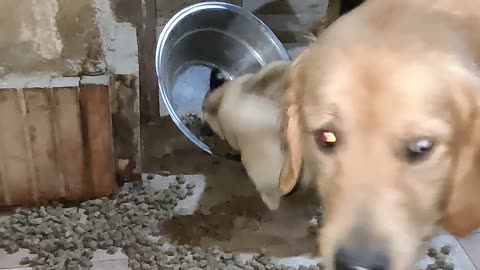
top-left (406, 137), bottom-right (434, 162)
top-left (315, 129), bottom-right (338, 151)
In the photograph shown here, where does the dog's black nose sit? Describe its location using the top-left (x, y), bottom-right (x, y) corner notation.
top-left (334, 246), bottom-right (390, 270)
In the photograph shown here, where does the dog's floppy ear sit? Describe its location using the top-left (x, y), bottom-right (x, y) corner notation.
top-left (440, 68), bottom-right (480, 237)
top-left (278, 61), bottom-right (304, 196)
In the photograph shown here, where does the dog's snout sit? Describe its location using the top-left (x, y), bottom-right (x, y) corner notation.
top-left (334, 246), bottom-right (390, 270)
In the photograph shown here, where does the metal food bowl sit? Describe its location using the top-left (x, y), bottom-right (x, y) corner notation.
top-left (155, 1), bottom-right (290, 155)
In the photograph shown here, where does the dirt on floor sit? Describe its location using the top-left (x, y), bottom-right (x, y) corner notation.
top-left (142, 118), bottom-right (321, 258)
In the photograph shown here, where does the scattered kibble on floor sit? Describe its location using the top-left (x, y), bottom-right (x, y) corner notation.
top-left (0, 170), bottom-right (458, 270)
top-left (424, 246), bottom-right (455, 270)
top-left (0, 175), bottom-right (325, 270)
top-left (441, 245), bottom-right (451, 255)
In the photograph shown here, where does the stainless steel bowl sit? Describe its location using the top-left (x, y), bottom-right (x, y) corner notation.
top-left (155, 1), bottom-right (290, 154)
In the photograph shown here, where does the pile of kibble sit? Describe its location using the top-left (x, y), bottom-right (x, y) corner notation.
top-left (0, 175), bottom-right (324, 270)
top-left (425, 246), bottom-right (455, 270)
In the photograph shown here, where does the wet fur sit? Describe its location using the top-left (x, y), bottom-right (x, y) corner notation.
top-left (279, 0), bottom-right (480, 269)
top-left (202, 61), bottom-right (306, 210)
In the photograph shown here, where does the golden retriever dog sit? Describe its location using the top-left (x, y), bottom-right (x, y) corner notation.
top-left (202, 61), bottom-right (310, 210)
top-left (278, 0), bottom-right (480, 269)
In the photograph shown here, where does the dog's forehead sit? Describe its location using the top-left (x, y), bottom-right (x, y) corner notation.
top-left (298, 48), bottom-right (455, 135)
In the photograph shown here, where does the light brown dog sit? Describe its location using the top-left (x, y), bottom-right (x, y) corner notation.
top-left (202, 61), bottom-right (307, 210)
top-left (279, 0), bottom-right (480, 269)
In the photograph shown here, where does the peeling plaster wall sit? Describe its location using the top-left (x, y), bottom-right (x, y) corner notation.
top-left (0, 0), bottom-right (105, 76)
top-left (0, 0), bottom-right (141, 77)
top-left (22, 0), bottom-right (63, 60)
top-left (0, 0), bottom-right (140, 79)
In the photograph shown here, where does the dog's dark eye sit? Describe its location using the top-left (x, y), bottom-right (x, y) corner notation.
top-left (314, 129), bottom-right (338, 152)
top-left (405, 137), bottom-right (434, 162)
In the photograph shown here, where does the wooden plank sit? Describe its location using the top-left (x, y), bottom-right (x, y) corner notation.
top-left (139, 0), bottom-right (160, 124)
top-left (0, 89), bottom-right (33, 206)
top-left (52, 87), bottom-right (86, 201)
top-left (24, 89), bottom-right (63, 202)
top-left (80, 85), bottom-right (116, 198)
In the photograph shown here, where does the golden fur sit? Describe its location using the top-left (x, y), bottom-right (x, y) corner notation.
top-left (279, 0), bottom-right (480, 269)
top-left (202, 61), bottom-right (297, 210)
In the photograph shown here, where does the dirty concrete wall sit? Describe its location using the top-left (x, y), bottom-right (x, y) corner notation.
top-left (0, 0), bottom-right (141, 77)
top-left (0, 0), bottom-right (105, 76)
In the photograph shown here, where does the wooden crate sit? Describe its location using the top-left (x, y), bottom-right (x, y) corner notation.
top-left (0, 77), bottom-right (116, 206)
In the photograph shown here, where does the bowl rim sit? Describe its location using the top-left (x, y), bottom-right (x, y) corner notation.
top-left (155, 1), bottom-right (291, 155)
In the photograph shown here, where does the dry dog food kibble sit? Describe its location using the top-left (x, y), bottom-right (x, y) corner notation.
top-left (0, 178), bottom-right (324, 270)
top-left (423, 246), bottom-right (456, 270)
top-left (441, 245), bottom-right (451, 255)
top-left (427, 248), bottom-right (438, 258)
